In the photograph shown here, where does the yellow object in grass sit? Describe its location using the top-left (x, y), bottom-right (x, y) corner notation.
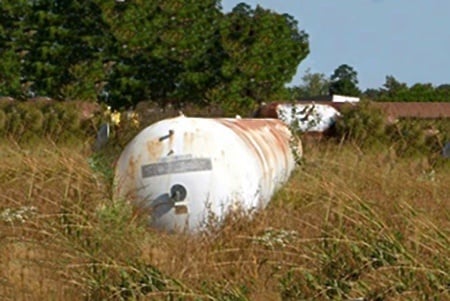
top-left (110, 111), bottom-right (121, 126)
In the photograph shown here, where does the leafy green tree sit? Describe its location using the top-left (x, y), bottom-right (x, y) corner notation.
top-left (289, 68), bottom-right (329, 99)
top-left (407, 83), bottom-right (435, 102)
top-left (329, 64), bottom-right (361, 96)
top-left (379, 75), bottom-right (409, 101)
top-left (0, 43), bottom-right (22, 98)
top-left (373, 76), bottom-right (447, 102)
top-left (0, 1), bottom-right (31, 97)
top-left (0, 0), bottom-right (310, 113)
top-left (212, 3), bottom-right (309, 113)
top-left (362, 88), bottom-right (382, 100)
top-left (19, 0), bottom-right (113, 100)
top-left (436, 84), bottom-right (450, 101)
top-left (365, 75), bottom-right (450, 102)
top-left (98, 0), bottom-right (223, 109)
top-left (335, 100), bottom-right (387, 148)
top-left (301, 68), bottom-right (330, 96)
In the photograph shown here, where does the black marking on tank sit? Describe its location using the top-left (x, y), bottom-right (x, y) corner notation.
top-left (141, 158), bottom-right (212, 178)
top-left (159, 129), bottom-right (174, 141)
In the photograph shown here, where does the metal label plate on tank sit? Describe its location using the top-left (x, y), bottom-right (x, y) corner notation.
top-left (141, 158), bottom-right (212, 178)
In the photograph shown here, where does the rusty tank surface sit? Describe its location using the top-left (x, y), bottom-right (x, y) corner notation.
top-left (113, 115), bottom-right (302, 233)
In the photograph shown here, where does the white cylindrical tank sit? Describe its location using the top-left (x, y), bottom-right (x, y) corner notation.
top-left (113, 116), bottom-right (301, 233)
top-left (276, 103), bottom-right (341, 132)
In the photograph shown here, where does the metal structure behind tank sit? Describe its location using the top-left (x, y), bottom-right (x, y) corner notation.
top-left (253, 102), bottom-right (342, 132)
top-left (113, 116), bottom-right (302, 233)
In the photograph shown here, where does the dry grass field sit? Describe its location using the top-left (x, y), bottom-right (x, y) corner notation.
top-left (0, 138), bottom-right (449, 300)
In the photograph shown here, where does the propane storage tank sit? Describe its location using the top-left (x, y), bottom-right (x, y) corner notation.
top-left (113, 116), bottom-right (302, 233)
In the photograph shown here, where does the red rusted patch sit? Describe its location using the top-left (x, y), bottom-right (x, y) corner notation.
top-left (217, 118), bottom-right (294, 182)
top-left (252, 102), bottom-right (281, 118)
top-left (269, 124), bottom-right (289, 154)
top-left (268, 124), bottom-right (291, 169)
top-left (219, 118), bottom-right (285, 131)
top-left (218, 119), bottom-right (267, 171)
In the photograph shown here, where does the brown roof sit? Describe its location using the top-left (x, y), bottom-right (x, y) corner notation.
top-left (255, 101), bottom-right (450, 120)
top-left (373, 102), bottom-right (450, 119)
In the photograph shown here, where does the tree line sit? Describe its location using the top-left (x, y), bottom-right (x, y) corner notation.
top-left (2, 0), bottom-right (447, 115)
top-left (0, 0), bottom-right (309, 113)
top-left (289, 64), bottom-right (450, 102)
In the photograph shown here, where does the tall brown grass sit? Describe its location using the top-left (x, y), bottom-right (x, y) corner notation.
top-left (0, 138), bottom-right (449, 300)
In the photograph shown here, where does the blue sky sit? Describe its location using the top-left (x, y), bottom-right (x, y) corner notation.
top-left (221, 0), bottom-right (450, 91)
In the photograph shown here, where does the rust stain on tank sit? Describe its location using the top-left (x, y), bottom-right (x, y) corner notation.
top-left (218, 119), bottom-right (266, 170)
top-left (116, 154), bottom-right (138, 198)
top-left (217, 118), bottom-right (295, 182)
top-left (183, 131), bottom-right (195, 152)
top-left (268, 124), bottom-right (289, 153)
top-left (146, 139), bottom-right (164, 159)
top-left (128, 155), bottom-right (137, 182)
top-left (269, 125), bottom-right (290, 169)
top-left (148, 129), bottom-right (176, 158)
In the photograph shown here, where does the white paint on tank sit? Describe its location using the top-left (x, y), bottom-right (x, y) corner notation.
top-left (276, 103), bottom-right (341, 132)
top-left (114, 116), bottom-right (300, 233)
